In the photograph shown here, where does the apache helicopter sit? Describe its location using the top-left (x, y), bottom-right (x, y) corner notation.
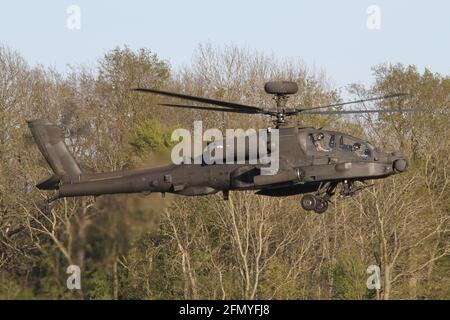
top-left (28, 81), bottom-right (415, 213)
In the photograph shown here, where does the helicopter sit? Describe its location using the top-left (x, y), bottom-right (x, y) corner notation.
top-left (28, 81), bottom-right (415, 213)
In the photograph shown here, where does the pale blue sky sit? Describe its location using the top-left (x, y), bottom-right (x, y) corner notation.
top-left (1, 0), bottom-right (448, 89)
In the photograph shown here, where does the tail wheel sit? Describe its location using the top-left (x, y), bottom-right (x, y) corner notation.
top-left (314, 198), bottom-right (328, 214)
top-left (301, 194), bottom-right (317, 211)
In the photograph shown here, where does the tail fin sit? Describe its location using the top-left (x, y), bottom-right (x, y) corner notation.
top-left (27, 119), bottom-right (82, 189)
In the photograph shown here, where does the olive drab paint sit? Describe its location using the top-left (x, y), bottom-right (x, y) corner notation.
top-left (28, 81), bottom-right (414, 213)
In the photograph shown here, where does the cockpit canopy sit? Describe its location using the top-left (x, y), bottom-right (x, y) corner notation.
top-left (308, 131), bottom-right (373, 159)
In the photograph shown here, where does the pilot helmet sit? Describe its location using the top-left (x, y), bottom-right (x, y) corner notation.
top-left (353, 142), bottom-right (362, 150)
top-left (316, 133), bottom-right (325, 140)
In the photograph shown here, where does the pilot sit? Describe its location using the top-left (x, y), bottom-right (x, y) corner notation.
top-left (313, 133), bottom-right (331, 152)
top-left (352, 142), bottom-right (368, 158)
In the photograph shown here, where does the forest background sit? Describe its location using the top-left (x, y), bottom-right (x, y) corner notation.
top-left (0, 43), bottom-right (448, 299)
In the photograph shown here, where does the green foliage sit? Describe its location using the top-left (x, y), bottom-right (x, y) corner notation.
top-left (129, 119), bottom-right (174, 156)
top-left (332, 258), bottom-right (369, 300)
top-left (259, 257), bottom-right (300, 299)
top-left (85, 271), bottom-right (113, 300)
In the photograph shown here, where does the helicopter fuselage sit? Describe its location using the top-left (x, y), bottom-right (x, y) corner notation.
top-left (49, 126), bottom-right (407, 200)
top-left (28, 81), bottom-right (413, 213)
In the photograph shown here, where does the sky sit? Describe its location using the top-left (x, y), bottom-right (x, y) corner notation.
top-left (0, 0), bottom-right (448, 90)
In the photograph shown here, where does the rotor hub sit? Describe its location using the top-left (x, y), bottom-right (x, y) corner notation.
top-left (272, 92), bottom-right (291, 128)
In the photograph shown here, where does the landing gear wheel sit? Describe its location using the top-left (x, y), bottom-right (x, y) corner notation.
top-left (314, 197), bottom-right (328, 214)
top-left (301, 194), bottom-right (317, 211)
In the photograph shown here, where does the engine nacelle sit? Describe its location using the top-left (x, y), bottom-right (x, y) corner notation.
top-left (203, 131), bottom-right (277, 164)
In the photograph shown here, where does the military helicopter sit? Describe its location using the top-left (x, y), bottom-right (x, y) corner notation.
top-left (28, 81), bottom-right (415, 213)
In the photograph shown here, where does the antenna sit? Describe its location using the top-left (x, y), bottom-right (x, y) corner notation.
top-left (264, 81), bottom-right (298, 128)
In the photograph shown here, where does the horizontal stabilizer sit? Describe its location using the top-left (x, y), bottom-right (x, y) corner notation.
top-left (36, 174), bottom-right (61, 190)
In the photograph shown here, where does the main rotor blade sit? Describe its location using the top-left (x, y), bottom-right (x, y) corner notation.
top-left (159, 103), bottom-right (261, 114)
top-left (134, 87), bottom-right (262, 112)
top-left (299, 93), bottom-right (408, 112)
top-left (302, 108), bottom-right (417, 115)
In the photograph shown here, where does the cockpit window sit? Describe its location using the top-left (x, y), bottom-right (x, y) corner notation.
top-left (339, 136), bottom-right (371, 159)
top-left (310, 132), bottom-right (335, 153)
